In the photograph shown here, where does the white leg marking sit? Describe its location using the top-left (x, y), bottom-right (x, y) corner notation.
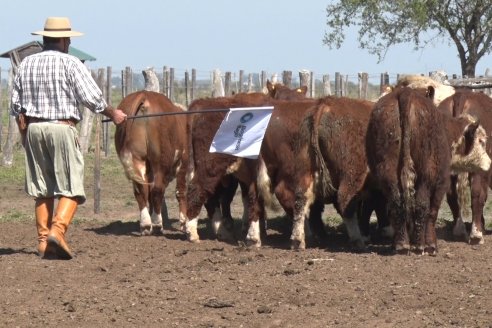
top-left (185, 217), bottom-right (200, 243)
top-left (470, 221), bottom-right (484, 244)
top-left (140, 207), bottom-right (152, 235)
top-left (151, 212), bottom-right (164, 233)
top-left (246, 220), bottom-right (261, 247)
top-left (178, 212), bottom-right (187, 232)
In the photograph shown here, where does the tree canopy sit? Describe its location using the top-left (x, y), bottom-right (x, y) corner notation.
top-left (323, 0), bottom-right (492, 77)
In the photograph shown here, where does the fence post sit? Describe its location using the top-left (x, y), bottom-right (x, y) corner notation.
top-left (94, 109), bottom-right (101, 214)
top-left (260, 71), bottom-right (267, 92)
top-left (96, 68), bottom-right (109, 156)
top-left (2, 68), bottom-right (18, 167)
top-left (334, 72), bottom-right (341, 97)
top-left (380, 72), bottom-right (389, 95)
top-left (238, 70), bottom-right (244, 93)
top-left (310, 71), bottom-right (316, 98)
top-left (125, 66), bottom-right (133, 96)
top-left (191, 68), bottom-right (196, 102)
top-left (121, 69), bottom-right (126, 98)
top-left (163, 66), bottom-right (169, 97)
top-left (0, 66), bottom-right (3, 152)
top-left (169, 67), bottom-right (175, 102)
top-left (224, 71), bottom-right (232, 96)
top-left (184, 70), bottom-right (189, 106)
top-left (282, 71), bottom-right (292, 87)
top-left (212, 69), bottom-right (225, 97)
top-left (358, 72), bottom-right (368, 99)
top-left (247, 73), bottom-right (254, 93)
top-left (299, 70), bottom-right (311, 97)
top-left (322, 74), bottom-right (331, 96)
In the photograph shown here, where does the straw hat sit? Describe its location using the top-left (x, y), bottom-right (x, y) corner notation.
top-left (31, 17), bottom-right (83, 37)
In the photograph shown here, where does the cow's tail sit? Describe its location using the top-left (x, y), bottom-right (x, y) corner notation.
top-left (256, 157), bottom-right (282, 211)
top-left (398, 92), bottom-right (417, 215)
top-left (303, 106), bottom-right (336, 199)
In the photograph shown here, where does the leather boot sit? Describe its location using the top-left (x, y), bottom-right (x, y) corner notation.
top-left (45, 197), bottom-right (78, 260)
top-left (35, 198), bottom-right (54, 257)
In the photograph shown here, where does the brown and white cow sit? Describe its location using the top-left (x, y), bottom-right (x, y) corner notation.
top-left (266, 80), bottom-right (308, 100)
top-left (185, 93), bottom-right (274, 244)
top-left (290, 96), bottom-right (391, 250)
top-left (366, 86), bottom-right (490, 255)
top-left (437, 90), bottom-right (492, 244)
top-left (115, 91), bottom-right (189, 235)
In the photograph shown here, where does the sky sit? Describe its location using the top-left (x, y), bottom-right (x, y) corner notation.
top-left (1, 0), bottom-right (491, 82)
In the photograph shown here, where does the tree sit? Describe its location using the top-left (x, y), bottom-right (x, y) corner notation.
top-left (323, 0), bottom-right (492, 78)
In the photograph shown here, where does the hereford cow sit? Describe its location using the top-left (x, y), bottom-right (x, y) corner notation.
top-left (437, 90), bottom-right (492, 244)
top-left (185, 93), bottom-right (274, 244)
top-left (366, 86), bottom-right (490, 255)
top-left (115, 91), bottom-right (189, 235)
top-left (266, 80), bottom-right (308, 100)
top-left (290, 96), bottom-right (391, 250)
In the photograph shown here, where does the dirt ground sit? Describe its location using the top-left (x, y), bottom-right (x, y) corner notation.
top-left (1, 164), bottom-right (492, 328)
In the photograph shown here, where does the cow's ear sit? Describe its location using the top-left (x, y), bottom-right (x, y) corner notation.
top-left (299, 86), bottom-right (308, 95)
top-left (426, 86), bottom-right (435, 99)
top-left (266, 80), bottom-right (274, 92)
top-left (464, 120), bottom-right (480, 153)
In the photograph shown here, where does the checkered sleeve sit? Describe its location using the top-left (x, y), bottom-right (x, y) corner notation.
top-left (70, 60), bottom-right (107, 113)
top-left (10, 72), bottom-right (22, 117)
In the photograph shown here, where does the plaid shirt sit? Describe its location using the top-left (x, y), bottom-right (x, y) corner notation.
top-left (10, 50), bottom-right (107, 121)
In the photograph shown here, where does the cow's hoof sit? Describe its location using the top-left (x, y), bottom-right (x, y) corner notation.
top-left (424, 246), bottom-right (437, 256)
top-left (217, 226), bottom-right (235, 242)
top-left (245, 238), bottom-right (261, 248)
top-left (140, 225), bottom-right (152, 236)
top-left (469, 236), bottom-right (484, 245)
top-left (351, 239), bottom-right (366, 252)
top-left (290, 239), bottom-right (306, 250)
top-left (152, 224), bottom-right (164, 235)
top-left (394, 243), bottom-right (410, 255)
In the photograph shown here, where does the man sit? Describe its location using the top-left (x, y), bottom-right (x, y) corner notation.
top-left (10, 17), bottom-right (127, 260)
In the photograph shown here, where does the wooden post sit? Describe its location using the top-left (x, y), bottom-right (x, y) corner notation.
top-left (212, 69), bottom-right (224, 97)
top-left (334, 72), bottom-right (341, 97)
top-left (142, 67), bottom-right (160, 92)
top-left (121, 69), bottom-right (126, 98)
top-left (260, 71), bottom-right (267, 92)
top-left (380, 72), bottom-right (389, 94)
top-left (282, 71), bottom-right (292, 87)
top-left (94, 111), bottom-right (101, 214)
top-left (163, 66), bottom-right (170, 97)
top-left (2, 68), bottom-right (18, 167)
top-left (322, 74), bottom-right (331, 96)
top-left (299, 70), bottom-right (311, 97)
top-left (224, 71), bottom-right (232, 96)
top-left (184, 70), bottom-right (190, 106)
top-left (0, 66), bottom-right (3, 152)
top-left (358, 72), bottom-right (368, 99)
top-left (96, 68), bottom-right (108, 156)
top-left (191, 68), bottom-right (196, 102)
top-left (169, 67), bottom-right (175, 102)
top-left (247, 73), bottom-right (254, 93)
top-left (105, 66), bottom-right (112, 155)
top-left (125, 66), bottom-right (132, 96)
top-left (238, 70), bottom-right (244, 93)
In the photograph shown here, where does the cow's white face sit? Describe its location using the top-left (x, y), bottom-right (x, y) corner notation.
top-left (451, 123), bottom-right (491, 173)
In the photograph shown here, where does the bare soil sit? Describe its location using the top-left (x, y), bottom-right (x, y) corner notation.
top-left (1, 159), bottom-right (492, 328)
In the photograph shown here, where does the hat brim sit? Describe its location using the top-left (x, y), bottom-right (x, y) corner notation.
top-left (31, 30), bottom-right (83, 37)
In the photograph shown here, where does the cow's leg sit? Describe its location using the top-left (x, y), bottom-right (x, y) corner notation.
top-left (371, 190), bottom-right (393, 239)
top-left (412, 185), bottom-right (430, 255)
top-left (239, 182), bottom-right (251, 238)
top-left (343, 212), bottom-right (365, 250)
top-left (185, 179), bottom-right (210, 243)
top-left (469, 174), bottom-right (488, 245)
top-left (424, 188), bottom-right (445, 256)
top-left (206, 188), bottom-right (235, 242)
top-left (133, 182), bottom-right (152, 235)
top-left (447, 175), bottom-right (468, 241)
top-left (290, 183), bottom-right (316, 250)
top-left (387, 192), bottom-right (409, 254)
top-left (175, 158), bottom-right (188, 232)
top-left (150, 172), bottom-right (166, 235)
top-left (308, 199), bottom-right (327, 242)
top-left (245, 183), bottom-right (264, 248)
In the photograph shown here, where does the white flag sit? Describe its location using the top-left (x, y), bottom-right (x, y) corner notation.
top-left (209, 106), bottom-right (274, 159)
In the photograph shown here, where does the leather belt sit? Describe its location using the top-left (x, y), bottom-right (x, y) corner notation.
top-left (27, 117), bottom-right (77, 127)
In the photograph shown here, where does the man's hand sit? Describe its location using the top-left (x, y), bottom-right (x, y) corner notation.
top-left (102, 106), bottom-right (127, 125)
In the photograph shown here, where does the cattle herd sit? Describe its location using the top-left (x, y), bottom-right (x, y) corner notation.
top-left (114, 76), bottom-right (492, 256)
